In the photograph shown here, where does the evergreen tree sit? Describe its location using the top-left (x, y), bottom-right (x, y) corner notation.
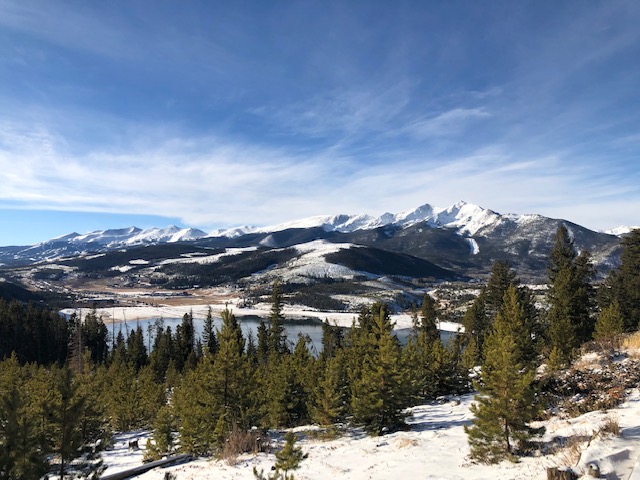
top-left (594, 300), bottom-right (624, 350)
top-left (48, 366), bottom-right (85, 479)
top-left (0, 355), bottom-right (48, 480)
top-left (605, 229), bottom-right (640, 330)
top-left (275, 432), bottom-right (308, 478)
top-left (126, 325), bottom-right (148, 372)
top-left (350, 303), bottom-right (408, 434)
top-left (268, 280), bottom-right (288, 355)
top-left (419, 294), bottom-right (439, 342)
top-left (137, 365), bottom-right (166, 428)
top-left (149, 323), bottom-right (174, 383)
top-left (202, 306), bottom-right (219, 356)
top-left (82, 307), bottom-right (110, 365)
top-left (256, 320), bottom-right (269, 366)
top-left (319, 320), bottom-right (343, 361)
top-left (546, 225), bottom-right (595, 364)
top-left (145, 404), bottom-right (175, 461)
top-left (260, 355), bottom-right (300, 428)
top-left (404, 302), bottom-right (441, 402)
top-left (210, 307), bottom-right (251, 441)
top-left (462, 291), bottom-right (488, 367)
top-left (105, 358), bottom-right (141, 431)
top-left (172, 356), bottom-right (217, 455)
top-left (174, 311), bottom-right (196, 372)
top-left (253, 431), bottom-right (308, 480)
top-left (484, 260), bottom-right (518, 319)
top-left (465, 286), bottom-right (539, 463)
top-left (312, 349), bottom-right (348, 425)
top-left (75, 352), bottom-right (110, 446)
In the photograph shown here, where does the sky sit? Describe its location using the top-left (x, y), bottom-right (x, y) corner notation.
top-left (1, 1), bottom-right (639, 246)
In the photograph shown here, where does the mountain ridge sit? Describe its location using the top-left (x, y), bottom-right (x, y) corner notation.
top-left (0, 201), bottom-right (629, 283)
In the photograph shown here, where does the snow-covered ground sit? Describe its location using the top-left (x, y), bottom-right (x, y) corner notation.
top-left (99, 389), bottom-right (640, 480)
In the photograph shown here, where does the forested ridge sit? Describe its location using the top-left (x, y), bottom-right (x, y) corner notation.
top-left (1, 228), bottom-right (639, 477)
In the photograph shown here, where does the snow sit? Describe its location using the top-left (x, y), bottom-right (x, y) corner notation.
top-left (38, 225), bottom-right (207, 248)
top-left (467, 238), bottom-right (480, 255)
top-left (604, 225), bottom-right (640, 236)
top-left (251, 240), bottom-right (364, 284)
top-left (158, 247), bottom-right (258, 266)
top-left (207, 201), bottom-right (507, 239)
top-left (98, 387), bottom-right (640, 480)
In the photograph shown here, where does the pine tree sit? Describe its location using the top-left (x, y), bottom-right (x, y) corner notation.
top-left (127, 325), bottom-right (148, 372)
top-left (172, 356), bottom-right (217, 455)
top-left (82, 307), bottom-right (110, 365)
top-left (546, 225), bottom-right (595, 364)
top-left (419, 294), bottom-right (439, 342)
top-left (75, 352), bottom-right (110, 446)
top-left (319, 320), bottom-right (343, 361)
top-left (312, 350), bottom-right (348, 425)
top-left (462, 291), bottom-right (488, 367)
top-left (404, 304), bottom-right (439, 402)
top-left (465, 286), bottom-right (539, 463)
top-left (275, 431), bottom-right (308, 478)
top-left (268, 280), bottom-right (288, 355)
top-left (202, 306), bottom-right (219, 356)
top-left (605, 229), bottom-right (640, 330)
top-left (137, 365), bottom-right (166, 428)
top-left (48, 366), bottom-right (85, 479)
top-left (350, 303), bottom-right (408, 435)
top-left (0, 355), bottom-right (49, 480)
top-left (594, 300), bottom-right (624, 350)
top-left (149, 323), bottom-right (174, 383)
top-left (174, 311), bottom-right (196, 372)
top-left (256, 320), bottom-right (269, 365)
top-left (485, 260), bottom-right (518, 319)
top-left (210, 307), bottom-right (251, 440)
top-left (253, 431), bottom-right (308, 480)
top-left (145, 404), bottom-right (175, 461)
top-left (105, 358), bottom-right (141, 431)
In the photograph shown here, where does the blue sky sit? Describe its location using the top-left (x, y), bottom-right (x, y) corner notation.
top-left (1, 1), bottom-right (639, 246)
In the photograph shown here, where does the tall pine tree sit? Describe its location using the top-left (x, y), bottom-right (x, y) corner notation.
top-left (546, 224), bottom-right (594, 365)
top-left (465, 286), bottom-right (539, 463)
top-left (350, 303), bottom-right (408, 435)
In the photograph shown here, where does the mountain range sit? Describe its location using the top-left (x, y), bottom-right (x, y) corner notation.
top-left (0, 201), bottom-right (627, 285)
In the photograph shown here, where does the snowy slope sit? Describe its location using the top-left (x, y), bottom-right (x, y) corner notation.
top-left (98, 387), bottom-right (640, 480)
top-left (250, 240), bottom-right (363, 284)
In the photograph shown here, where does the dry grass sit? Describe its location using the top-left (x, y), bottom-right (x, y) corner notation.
top-left (597, 415), bottom-right (621, 437)
top-left (623, 331), bottom-right (640, 351)
top-left (556, 435), bottom-right (589, 466)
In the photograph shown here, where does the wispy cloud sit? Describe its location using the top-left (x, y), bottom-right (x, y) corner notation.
top-left (1, 112), bottom-right (637, 233)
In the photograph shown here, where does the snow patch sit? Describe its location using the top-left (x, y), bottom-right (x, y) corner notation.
top-left (467, 238), bottom-right (480, 255)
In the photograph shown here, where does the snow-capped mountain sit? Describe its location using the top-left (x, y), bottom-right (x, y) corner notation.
top-left (46, 226), bottom-right (207, 247)
top-left (211, 201), bottom-right (503, 238)
top-left (0, 201), bottom-right (625, 282)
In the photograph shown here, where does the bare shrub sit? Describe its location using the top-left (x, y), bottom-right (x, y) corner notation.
top-left (221, 427), bottom-right (268, 465)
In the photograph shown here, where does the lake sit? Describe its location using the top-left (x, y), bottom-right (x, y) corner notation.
top-left (107, 315), bottom-right (456, 355)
